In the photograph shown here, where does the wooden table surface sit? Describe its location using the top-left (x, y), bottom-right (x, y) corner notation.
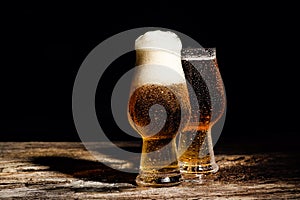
top-left (0, 142), bottom-right (299, 199)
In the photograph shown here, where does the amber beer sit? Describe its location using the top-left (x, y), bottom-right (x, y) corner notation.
top-left (128, 83), bottom-right (190, 185)
top-left (178, 59), bottom-right (216, 173)
top-left (128, 30), bottom-right (191, 187)
top-left (178, 49), bottom-right (225, 177)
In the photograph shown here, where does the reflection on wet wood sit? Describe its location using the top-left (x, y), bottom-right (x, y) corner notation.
top-left (0, 142), bottom-right (299, 199)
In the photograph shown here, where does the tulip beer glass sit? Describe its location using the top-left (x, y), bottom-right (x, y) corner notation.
top-left (178, 48), bottom-right (226, 181)
top-left (128, 31), bottom-right (191, 187)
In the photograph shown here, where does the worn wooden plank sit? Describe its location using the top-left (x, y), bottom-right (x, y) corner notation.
top-left (0, 142), bottom-right (299, 199)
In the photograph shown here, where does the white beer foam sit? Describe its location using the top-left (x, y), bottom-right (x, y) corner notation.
top-left (134, 64), bottom-right (186, 88)
top-left (134, 30), bottom-right (186, 85)
top-left (135, 30), bottom-right (182, 55)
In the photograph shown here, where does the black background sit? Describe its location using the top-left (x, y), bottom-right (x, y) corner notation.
top-left (1, 3), bottom-right (299, 151)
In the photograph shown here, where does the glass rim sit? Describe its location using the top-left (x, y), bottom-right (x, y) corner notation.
top-left (181, 48), bottom-right (216, 60)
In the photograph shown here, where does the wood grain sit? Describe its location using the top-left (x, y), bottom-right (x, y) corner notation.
top-left (0, 142), bottom-right (299, 199)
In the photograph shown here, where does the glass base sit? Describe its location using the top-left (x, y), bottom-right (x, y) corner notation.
top-left (180, 162), bottom-right (219, 182)
top-left (136, 171), bottom-right (182, 187)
